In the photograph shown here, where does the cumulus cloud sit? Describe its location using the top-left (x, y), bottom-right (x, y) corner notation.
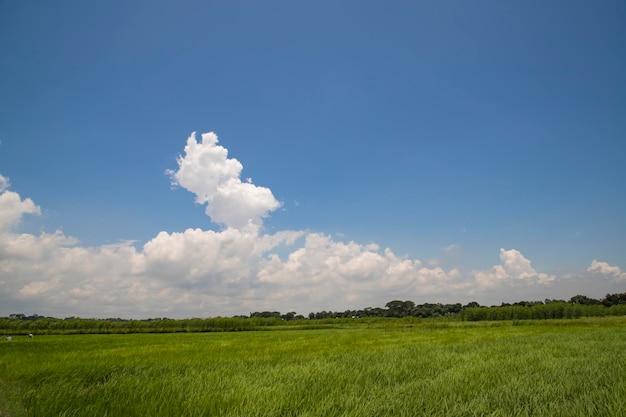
top-left (473, 248), bottom-right (555, 289)
top-left (0, 135), bottom-right (624, 318)
top-left (166, 132), bottom-right (281, 231)
top-left (0, 174), bottom-right (41, 232)
top-left (142, 227), bottom-right (303, 294)
top-left (587, 260), bottom-right (626, 281)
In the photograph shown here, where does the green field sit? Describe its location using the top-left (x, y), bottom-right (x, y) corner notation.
top-left (1, 317), bottom-right (625, 417)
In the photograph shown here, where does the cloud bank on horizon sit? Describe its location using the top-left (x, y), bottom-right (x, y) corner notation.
top-left (0, 132), bottom-right (624, 318)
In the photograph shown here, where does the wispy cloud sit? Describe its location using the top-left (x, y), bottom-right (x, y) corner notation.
top-left (0, 174), bottom-right (9, 192)
top-left (445, 244), bottom-right (460, 253)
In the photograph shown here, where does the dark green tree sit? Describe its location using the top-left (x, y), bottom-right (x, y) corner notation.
top-left (385, 300), bottom-right (415, 317)
top-left (569, 295), bottom-right (601, 305)
top-left (602, 292), bottom-right (626, 307)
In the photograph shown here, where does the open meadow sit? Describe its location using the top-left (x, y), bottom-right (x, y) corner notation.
top-left (1, 317), bottom-right (625, 417)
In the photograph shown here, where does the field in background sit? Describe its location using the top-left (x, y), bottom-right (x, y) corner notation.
top-left (1, 317), bottom-right (625, 416)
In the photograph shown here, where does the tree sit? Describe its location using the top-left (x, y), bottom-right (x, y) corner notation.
top-left (602, 292), bottom-right (626, 307)
top-left (385, 300), bottom-right (415, 318)
top-left (281, 312), bottom-right (296, 321)
top-left (250, 311), bottom-right (281, 319)
top-left (569, 295), bottom-right (601, 305)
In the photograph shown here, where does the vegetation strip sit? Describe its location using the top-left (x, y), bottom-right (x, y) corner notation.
top-left (2, 292), bottom-right (626, 335)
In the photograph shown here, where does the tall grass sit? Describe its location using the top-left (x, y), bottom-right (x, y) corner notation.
top-left (1, 317), bottom-right (625, 416)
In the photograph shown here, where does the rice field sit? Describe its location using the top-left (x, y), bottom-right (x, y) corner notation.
top-left (1, 317), bottom-right (625, 416)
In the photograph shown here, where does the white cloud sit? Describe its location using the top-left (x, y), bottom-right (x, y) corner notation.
top-left (0, 175), bottom-right (41, 232)
top-left (473, 248), bottom-right (555, 289)
top-left (444, 244), bottom-right (460, 253)
top-left (0, 183), bottom-right (465, 317)
top-left (166, 132), bottom-right (281, 231)
top-left (587, 260), bottom-right (626, 281)
top-left (142, 227), bottom-right (303, 292)
top-left (0, 174), bottom-right (9, 192)
top-left (0, 230), bottom-right (77, 260)
top-left (0, 136), bottom-right (624, 318)
top-left (255, 233), bottom-right (466, 311)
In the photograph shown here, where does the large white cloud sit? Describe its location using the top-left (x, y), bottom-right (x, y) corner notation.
top-left (0, 133), bottom-right (624, 318)
top-left (166, 132), bottom-right (281, 231)
top-left (256, 233), bottom-right (466, 311)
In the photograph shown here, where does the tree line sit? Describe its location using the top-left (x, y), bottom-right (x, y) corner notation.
top-left (305, 292), bottom-right (626, 320)
top-left (2, 292), bottom-right (625, 335)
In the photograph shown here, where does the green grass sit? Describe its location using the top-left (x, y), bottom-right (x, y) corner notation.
top-left (1, 317), bottom-right (625, 416)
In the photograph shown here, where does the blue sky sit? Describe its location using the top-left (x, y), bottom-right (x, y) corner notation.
top-left (1, 1), bottom-right (625, 318)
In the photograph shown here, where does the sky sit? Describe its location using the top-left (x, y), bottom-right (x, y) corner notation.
top-left (1, 0), bottom-right (625, 318)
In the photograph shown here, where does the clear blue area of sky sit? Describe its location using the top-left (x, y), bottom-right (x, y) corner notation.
top-left (1, 0), bottom-right (624, 273)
